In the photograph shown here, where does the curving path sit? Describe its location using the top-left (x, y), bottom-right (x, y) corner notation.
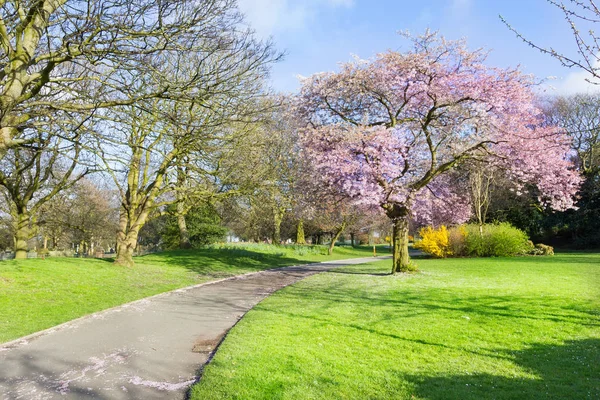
top-left (0, 257), bottom-right (385, 400)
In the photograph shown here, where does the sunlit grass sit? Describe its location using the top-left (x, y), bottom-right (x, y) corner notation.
top-left (191, 253), bottom-right (600, 400)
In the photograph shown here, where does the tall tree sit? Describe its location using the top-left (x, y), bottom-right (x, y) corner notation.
top-left (0, 0), bottom-right (246, 156)
top-left (545, 94), bottom-right (600, 178)
top-left (98, 21), bottom-right (279, 265)
top-left (39, 178), bottom-right (118, 253)
top-left (541, 93), bottom-right (600, 245)
top-left (0, 129), bottom-right (87, 258)
top-left (299, 32), bottom-right (581, 273)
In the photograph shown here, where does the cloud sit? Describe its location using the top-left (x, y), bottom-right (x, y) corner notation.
top-left (237, 0), bottom-right (354, 38)
top-left (547, 57), bottom-right (600, 95)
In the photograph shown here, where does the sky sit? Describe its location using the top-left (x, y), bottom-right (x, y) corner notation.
top-left (237, 0), bottom-right (598, 95)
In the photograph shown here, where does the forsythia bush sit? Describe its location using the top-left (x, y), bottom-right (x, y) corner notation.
top-left (414, 225), bottom-right (452, 258)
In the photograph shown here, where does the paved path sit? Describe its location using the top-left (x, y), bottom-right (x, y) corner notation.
top-left (0, 257), bottom-right (385, 400)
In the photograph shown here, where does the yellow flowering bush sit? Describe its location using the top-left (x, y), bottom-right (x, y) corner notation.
top-left (414, 225), bottom-right (452, 258)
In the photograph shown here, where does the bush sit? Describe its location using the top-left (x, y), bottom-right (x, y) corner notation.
top-left (461, 223), bottom-right (530, 257)
top-left (529, 243), bottom-right (554, 256)
top-left (161, 203), bottom-right (227, 249)
top-left (414, 226), bottom-right (452, 258)
top-left (448, 225), bottom-right (467, 256)
top-left (416, 223), bottom-right (531, 258)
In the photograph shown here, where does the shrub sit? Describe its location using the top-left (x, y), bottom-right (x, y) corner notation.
top-left (461, 223), bottom-right (530, 257)
top-left (529, 243), bottom-right (554, 256)
top-left (448, 225), bottom-right (467, 257)
top-left (414, 226), bottom-right (452, 258)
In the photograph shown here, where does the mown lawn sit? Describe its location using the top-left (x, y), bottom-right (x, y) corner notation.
top-left (191, 253), bottom-right (600, 400)
top-left (0, 243), bottom-right (374, 344)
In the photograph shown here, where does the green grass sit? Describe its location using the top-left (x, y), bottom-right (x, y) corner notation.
top-left (191, 253), bottom-right (600, 400)
top-left (0, 243), bottom-right (374, 344)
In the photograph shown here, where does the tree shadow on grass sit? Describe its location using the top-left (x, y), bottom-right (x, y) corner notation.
top-left (407, 338), bottom-right (600, 400)
top-left (328, 269), bottom-right (390, 277)
top-left (134, 246), bottom-right (375, 277)
top-left (254, 286), bottom-right (599, 399)
top-left (288, 284), bottom-right (600, 327)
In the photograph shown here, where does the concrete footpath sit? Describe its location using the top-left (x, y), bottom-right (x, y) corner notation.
top-left (0, 257), bottom-right (385, 400)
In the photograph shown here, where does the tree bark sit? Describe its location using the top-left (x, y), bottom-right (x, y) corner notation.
top-left (177, 202), bottom-right (191, 249)
top-left (13, 211), bottom-right (30, 259)
top-left (350, 232), bottom-right (355, 247)
top-left (272, 207), bottom-right (285, 244)
top-left (391, 217), bottom-right (411, 273)
top-left (176, 166), bottom-right (191, 249)
top-left (296, 219), bottom-right (306, 244)
top-left (386, 203), bottom-right (412, 274)
top-left (316, 234), bottom-right (323, 245)
top-left (115, 229), bottom-right (139, 266)
top-left (177, 212), bottom-right (191, 249)
top-left (328, 222), bottom-right (346, 255)
top-left (115, 208), bottom-right (146, 267)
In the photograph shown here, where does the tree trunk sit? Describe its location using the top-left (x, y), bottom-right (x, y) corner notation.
top-left (177, 207), bottom-right (191, 249)
top-left (328, 223), bottom-right (346, 255)
top-left (386, 203), bottom-right (412, 274)
top-left (391, 217), bottom-right (411, 273)
top-left (350, 232), bottom-right (355, 247)
top-left (296, 219), bottom-right (306, 244)
top-left (13, 211), bottom-right (30, 259)
top-left (115, 209), bottom-right (144, 267)
top-left (272, 207), bottom-right (284, 244)
top-left (115, 228), bottom-right (140, 266)
top-left (316, 234), bottom-right (323, 245)
top-left (176, 166), bottom-right (191, 249)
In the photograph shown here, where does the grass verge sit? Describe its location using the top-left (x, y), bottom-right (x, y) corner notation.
top-left (191, 253), bottom-right (600, 400)
top-left (0, 243), bottom-right (375, 344)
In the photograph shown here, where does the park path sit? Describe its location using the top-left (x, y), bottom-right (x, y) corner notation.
top-left (0, 256), bottom-right (385, 400)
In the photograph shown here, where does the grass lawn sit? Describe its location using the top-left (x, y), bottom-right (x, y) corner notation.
top-left (0, 243), bottom-right (374, 344)
top-left (191, 253), bottom-right (600, 400)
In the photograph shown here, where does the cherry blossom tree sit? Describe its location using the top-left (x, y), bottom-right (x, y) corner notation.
top-left (298, 31), bottom-right (581, 274)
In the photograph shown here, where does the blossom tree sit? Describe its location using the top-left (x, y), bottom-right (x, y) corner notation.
top-left (298, 32), bottom-right (581, 274)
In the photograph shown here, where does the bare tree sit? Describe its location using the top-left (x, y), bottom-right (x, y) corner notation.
top-left (467, 161), bottom-right (496, 236)
top-left (0, 128), bottom-right (88, 258)
top-left (39, 178), bottom-right (118, 253)
top-left (502, 1), bottom-right (600, 82)
top-left (0, 0), bottom-right (254, 155)
top-left (544, 93), bottom-right (600, 176)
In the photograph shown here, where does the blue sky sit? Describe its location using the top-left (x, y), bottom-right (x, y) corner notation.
top-left (237, 0), bottom-right (596, 95)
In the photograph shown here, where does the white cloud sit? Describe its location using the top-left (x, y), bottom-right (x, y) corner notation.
top-left (546, 58), bottom-right (600, 95)
top-left (237, 0), bottom-right (354, 38)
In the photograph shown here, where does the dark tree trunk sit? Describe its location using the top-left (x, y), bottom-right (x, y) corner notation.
top-left (386, 203), bottom-right (412, 274)
top-left (350, 232), bottom-right (355, 247)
